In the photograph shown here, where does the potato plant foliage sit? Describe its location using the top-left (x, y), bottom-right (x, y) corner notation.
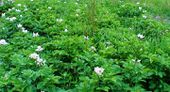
top-left (0, 0), bottom-right (170, 92)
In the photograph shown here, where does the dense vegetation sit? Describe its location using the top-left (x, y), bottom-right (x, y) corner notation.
top-left (0, 0), bottom-right (170, 91)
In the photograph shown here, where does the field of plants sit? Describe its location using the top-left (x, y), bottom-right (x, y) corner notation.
top-left (0, 0), bottom-right (170, 91)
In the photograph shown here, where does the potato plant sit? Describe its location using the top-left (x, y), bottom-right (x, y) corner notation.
top-left (0, 0), bottom-right (170, 92)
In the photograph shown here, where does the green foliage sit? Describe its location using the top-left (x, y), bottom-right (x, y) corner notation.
top-left (0, 0), bottom-right (170, 91)
top-left (0, 0), bottom-right (14, 14)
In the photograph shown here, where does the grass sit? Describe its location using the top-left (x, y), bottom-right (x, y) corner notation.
top-left (141, 0), bottom-right (170, 16)
top-left (121, 0), bottom-right (170, 17)
top-left (112, 0), bottom-right (170, 24)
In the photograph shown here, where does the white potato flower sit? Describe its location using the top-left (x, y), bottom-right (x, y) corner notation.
top-left (84, 36), bottom-right (89, 40)
top-left (48, 7), bottom-right (52, 10)
top-left (36, 57), bottom-right (45, 65)
top-left (17, 4), bottom-right (21, 7)
top-left (17, 24), bottom-right (22, 28)
top-left (90, 46), bottom-right (96, 51)
top-left (35, 46), bottom-right (44, 52)
top-left (1, 13), bottom-right (5, 17)
top-left (9, 17), bottom-right (16, 22)
top-left (64, 29), bottom-right (68, 32)
top-left (94, 67), bottom-right (104, 76)
top-left (142, 15), bottom-right (147, 19)
top-left (29, 53), bottom-right (40, 60)
top-left (137, 33), bottom-right (145, 39)
top-left (33, 32), bottom-right (39, 37)
top-left (0, 39), bottom-right (8, 45)
top-left (56, 18), bottom-right (63, 23)
top-left (139, 7), bottom-right (142, 10)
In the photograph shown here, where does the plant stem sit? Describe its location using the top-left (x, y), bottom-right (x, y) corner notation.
top-left (88, 0), bottom-right (97, 36)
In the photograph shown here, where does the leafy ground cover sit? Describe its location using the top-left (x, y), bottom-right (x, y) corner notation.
top-left (0, 0), bottom-right (170, 91)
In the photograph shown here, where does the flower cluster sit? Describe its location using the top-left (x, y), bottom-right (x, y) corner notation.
top-left (142, 15), bottom-right (147, 19)
top-left (64, 29), bottom-right (68, 32)
top-left (132, 59), bottom-right (141, 63)
top-left (0, 39), bottom-right (8, 45)
top-left (6, 17), bottom-right (16, 22)
top-left (29, 53), bottom-right (39, 60)
top-left (29, 46), bottom-right (45, 66)
top-left (84, 36), bottom-right (89, 40)
top-left (17, 24), bottom-right (28, 33)
top-left (0, 0), bottom-right (14, 6)
top-left (56, 18), bottom-right (63, 23)
top-left (36, 46), bottom-right (44, 52)
top-left (1, 13), bottom-right (5, 17)
top-left (17, 24), bottom-right (39, 36)
top-left (48, 7), bottom-right (52, 10)
top-left (7, 7), bottom-right (21, 13)
top-left (90, 46), bottom-right (96, 51)
top-left (137, 33), bottom-right (145, 39)
top-left (29, 53), bottom-right (45, 66)
top-left (94, 67), bottom-right (104, 76)
top-left (33, 32), bottom-right (39, 37)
